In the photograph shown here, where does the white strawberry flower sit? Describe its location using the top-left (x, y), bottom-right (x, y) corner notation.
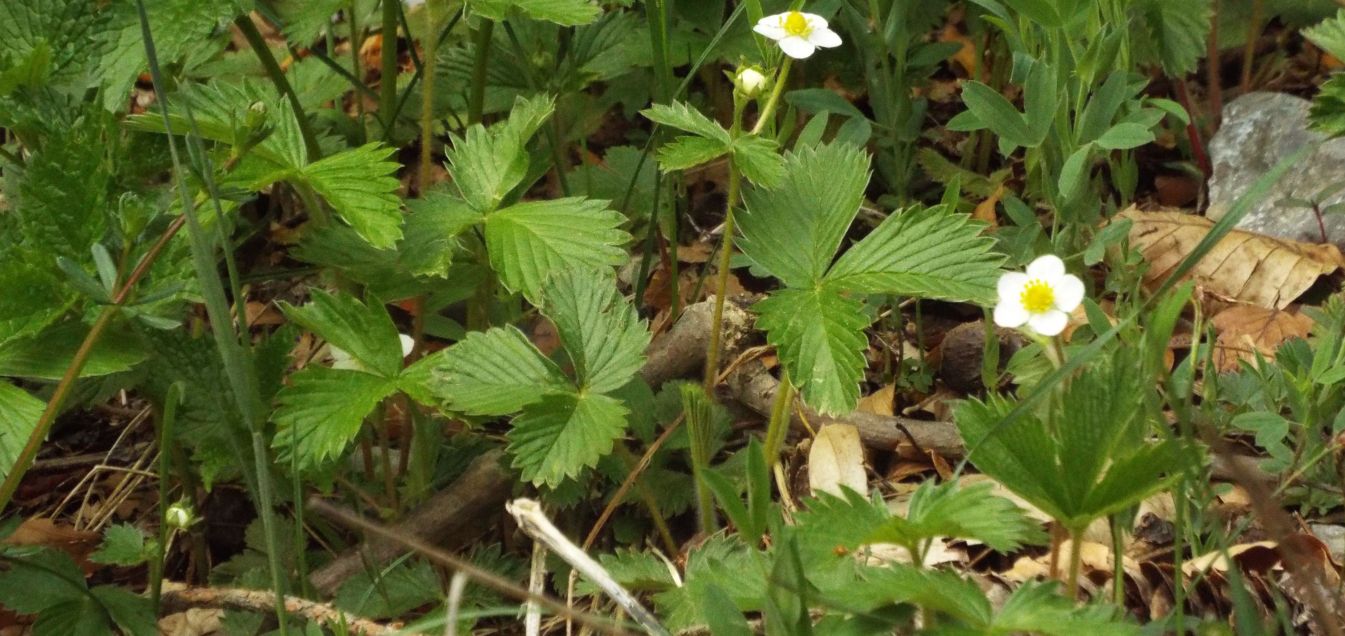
top-left (753, 11), bottom-right (842, 59)
top-left (331, 334), bottom-right (416, 371)
top-left (993, 255), bottom-right (1085, 337)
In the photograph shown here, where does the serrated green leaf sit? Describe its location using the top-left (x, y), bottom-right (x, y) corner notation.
top-left (472, 0), bottom-right (601, 25)
top-left (508, 391), bottom-right (629, 486)
top-left (575, 549), bottom-right (678, 596)
top-left (300, 143), bottom-right (403, 249)
top-left (755, 286), bottom-right (870, 415)
top-left (281, 290), bottom-right (404, 378)
top-left (0, 0), bottom-right (109, 90)
top-left (96, 0), bottom-right (236, 111)
top-left (401, 191), bottom-right (483, 277)
top-left (1311, 74), bottom-right (1345, 138)
top-left (31, 596), bottom-right (110, 636)
top-left (272, 0), bottom-right (347, 45)
top-left (1134, 0), bottom-right (1212, 76)
top-left (6, 110), bottom-right (112, 259)
top-left (865, 481), bottom-right (1046, 554)
top-left (484, 198), bottom-right (629, 303)
top-left (827, 205), bottom-right (1004, 304)
top-left (335, 559), bottom-right (441, 620)
top-left (272, 367), bottom-right (398, 469)
top-left (656, 135), bottom-right (731, 171)
top-left (731, 135), bottom-right (786, 187)
top-left (89, 524), bottom-right (149, 567)
top-left (429, 326), bottom-right (570, 416)
top-left (859, 565), bottom-right (992, 625)
top-left (446, 94), bottom-right (555, 213)
top-left (0, 322), bottom-right (146, 380)
top-left (0, 548), bottom-right (87, 615)
top-left (0, 383), bottom-right (43, 484)
top-left (540, 269), bottom-right (649, 393)
top-left (738, 144), bottom-right (870, 288)
top-left (641, 102), bottom-right (731, 142)
top-left (1307, 10), bottom-right (1345, 60)
top-left (91, 585), bottom-right (156, 636)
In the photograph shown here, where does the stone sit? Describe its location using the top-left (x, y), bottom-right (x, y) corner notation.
top-left (1206, 92), bottom-right (1345, 248)
top-left (1310, 524), bottom-right (1345, 564)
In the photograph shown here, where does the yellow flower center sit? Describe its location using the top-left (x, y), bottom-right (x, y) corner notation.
top-left (783, 11), bottom-right (810, 37)
top-left (1019, 279), bottom-right (1055, 314)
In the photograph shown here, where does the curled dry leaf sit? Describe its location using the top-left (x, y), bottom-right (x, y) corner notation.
top-left (1210, 304), bottom-right (1315, 372)
top-left (1117, 207), bottom-right (1345, 309)
top-left (855, 383), bottom-right (896, 417)
top-left (808, 424), bottom-right (867, 498)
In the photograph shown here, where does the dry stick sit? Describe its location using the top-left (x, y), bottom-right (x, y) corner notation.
top-left (160, 585), bottom-right (394, 635)
top-left (507, 499), bottom-right (670, 636)
top-left (0, 214), bottom-right (187, 512)
top-left (307, 498), bottom-right (635, 636)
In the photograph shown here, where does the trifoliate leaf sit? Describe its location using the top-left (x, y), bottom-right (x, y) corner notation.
top-left (272, 367), bottom-right (399, 469)
top-left (738, 144), bottom-right (870, 288)
top-left (865, 481), bottom-right (1045, 554)
top-left (791, 488), bottom-right (890, 561)
top-left (1134, 0), bottom-right (1213, 76)
top-left (730, 135), bottom-right (786, 187)
top-left (484, 198), bottom-right (629, 303)
top-left (1306, 10), bottom-right (1345, 61)
top-left (755, 286), bottom-right (870, 416)
top-left (827, 205), bottom-right (1003, 305)
top-left (400, 191), bottom-right (483, 277)
top-left (641, 102), bottom-right (731, 142)
top-left (0, 383), bottom-right (43, 485)
top-left (300, 143), bottom-right (404, 249)
top-left (472, 0), bottom-right (601, 26)
top-left (446, 94), bottom-right (555, 213)
top-left (90, 585), bottom-right (157, 636)
top-left (656, 135), bottom-right (730, 171)
top-left (507, 391), bottom-right (629, 486)
top-left (0, 548), bottom-right (87, 615)
top-left (540, 269), bottom-right (649, 394)
top-left (428, 326), bottom-right (570, 416)
top-left (1311, 74), bottom-right (1345, 138)
top-left (90, 524), bottom-right (150, 567)
top-left (281, 290), bottom-right (404, 378)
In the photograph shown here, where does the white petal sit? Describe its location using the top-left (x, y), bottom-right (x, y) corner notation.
top-left (807, 27), bottom-right (842, 48)
top-left (800, 12), bottom-right (829, 29)
top-left (994, 301), bottom-right (1030, 328)
top-left (1052, 275), bottom-right (1085, 312)
top-left (754, 21), bottom-right (786, 40)
top-left (1026, 254), bottom-right (1065, 281)
top-left (1027, 310), bottom-right (1069, 337)
top-left (997, 271), bottom-right (1029, 303)
top-left (399, 334), bottom-right (416, 358)
top-left (777, 36), bottom-right (816, 59)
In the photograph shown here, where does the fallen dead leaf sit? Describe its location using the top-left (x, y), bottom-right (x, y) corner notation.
top-left (1118, 206), bottom-right (1344, 309)
top-left (1210, 304), bottom-right (1315, 373)
top-left (856, 384), bottom-right (896, 417)
top-left (808, 424), bottom-right (867, 498)
top-left (972, 183), bottom-right (1005, 227)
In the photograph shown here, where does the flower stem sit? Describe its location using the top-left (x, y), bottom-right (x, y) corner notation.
top-left (418, 0), bottom-right (439, 192)
top-left (762, 370), bottom-right (794, 463)
top-left (379, 0), bottom-right (401, 138)
top-left (468, 20), bottom-right (494, 125)
top-left (750, 57), bottom-right (792, 135)
top-left (703, 97), bottom-right (747, 390)
top-left (1066, 526), bottom-right (1084, 601)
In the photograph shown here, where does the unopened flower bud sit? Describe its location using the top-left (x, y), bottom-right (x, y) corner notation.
top-left (735, 67), bottom-right (768, 98)
top-left (165, 502), bottom-right (196, 530)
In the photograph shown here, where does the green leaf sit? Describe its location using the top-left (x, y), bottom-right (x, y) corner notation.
top-left (0, 0), bottom-right (109, 90)
top-left (273, 0), bottom-right (347, 45)
top-left (1307, 10), bottom-right (1345, 60)
top-left (272, 367), bottom-right (399, 469)
top-left (335, 559), bottom-right (441, 620)
top-left (32, 597), bottom-right (111, 636)
top-left (472, 0), bottom-right (601, 25)
top-left (992, 581), bottom-right (1139, 635)
top-left (400, 191), bottom-right (483, 277)
top-left (91, 585), bottom-right (157, 636)
top-left (575, 549), bottom-right (679, 596)
top-left (484, 198), bottom-right (630, 303)
top-left (0, 383), bottom-right (43, 484)
top-left (281, 290), bottom-right (404, 378)
top-left (1057, 145), bottom-right (1093, 202)
top-left (1078, 71), bottom-right (1132, 144)
top-left (959, 81), bottom-right (1036, 148)
top-left (446, 94), bottom-right (555, 213)
top-left (0, 322), bottom-right (146, 380)
top-left (998, 0), bottom-right (1064, 26)
top-left (1023, 60), bottom-right (1058, 141)
top-left (641, 102), bottom-right (731, 142)
top-left (827, 205), bottom-right (1004, 304)
top-left (540, 269), bottom-right (650, 394)
top-left (6, 110), bottom-right (112, 259)
top-left (1311, 74), bottom-right (1345, 138)
top-left (0, 548), bottom-right (87, 615)
top-left (1134, 0), bottom-right (1212, 76)
top-left (89, 524), bottom-right (149, 567)
top-left (1096, 122), bottom-right (1155, 150)
top-left (299, 143), bottom-right (403, 249)
top-left (738, 144), bottom-right (870, 288)
top-left (755, 286), bottom-right (870, 415)
top-left (429, 326), bottom-right (569, 416)
top-left (865, 481), bottom-right (1046, 554)
top-left (860, 565), bottom-right (992, 626)
top-left (656, 135), bottom-right (731, 171)
top-left (507, 392), bottom-right (629, 486)
top-left (96, 0), bottom-right (236, 111)
top-left (731, 136), bottom-right (786, 187)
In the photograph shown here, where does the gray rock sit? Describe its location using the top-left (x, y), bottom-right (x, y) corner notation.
top-left (1310, 524), bottom-right (1345, 564)
top-left (1206, 92), bottom-right (1345, 248)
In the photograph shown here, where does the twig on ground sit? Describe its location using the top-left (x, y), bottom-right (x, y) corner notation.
top-left (507, 499), bottom-right (670, 636)
top-left (159, 585), bottom-right (395, 635)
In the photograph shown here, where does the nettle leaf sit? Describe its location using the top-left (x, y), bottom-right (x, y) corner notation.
top-left (428, 326), bottom-right (570, 416)
top-left (0, 383), bottom-right (43, 484)
top-left (738, 144), bottom-right (869, 288)
top-left (865, 481), bottom-right (1045, 554)
top-left (827, 205), bottom-right (1004, 305)
top-left (540, 269), bottom-right (650, 394)
top-left (472, 0), bottom-right (602, 26)
top-left (446, 94), bottom-right (555, 213)
top-left (508, 392), bottom-right (629, 487)
top-left (272, 367), bottom-right (399, 469)
top-left (97, 0), bottom-right (236, 111)
top-left (300, 143), bottom-right (403, 249)
top-left (755, 286), bottom-right (870, 415)
top-left (282, 290), bottom-right (404, 378)
top-left (0, 0), bottom-right (109, 89)
top-left (484, 198), bottom-right (630, 303)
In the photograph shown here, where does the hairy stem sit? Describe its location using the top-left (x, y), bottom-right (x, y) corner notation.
top-left (417, 0), bottom-right (438, 192)
top-left (380, 0), bottom-right (400, 138)
top-left (468, 20), bottom-right (494, 124)
top-left (761, 370), bottom-right (794, 464)
top-left (750, 57), bottom-right (792, 135)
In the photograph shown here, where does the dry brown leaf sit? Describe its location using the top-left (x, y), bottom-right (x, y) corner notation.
top-left (1210, 304), bottom-right (1314, 372)
top-left (1118, 206), bottom-right (1344, 309)
top-left (808, 424), bottom-right (867, 498)
top-left (856, 384), bottom-right (896, 417)
top-left (972, 183), bottom-right (1005, 227)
